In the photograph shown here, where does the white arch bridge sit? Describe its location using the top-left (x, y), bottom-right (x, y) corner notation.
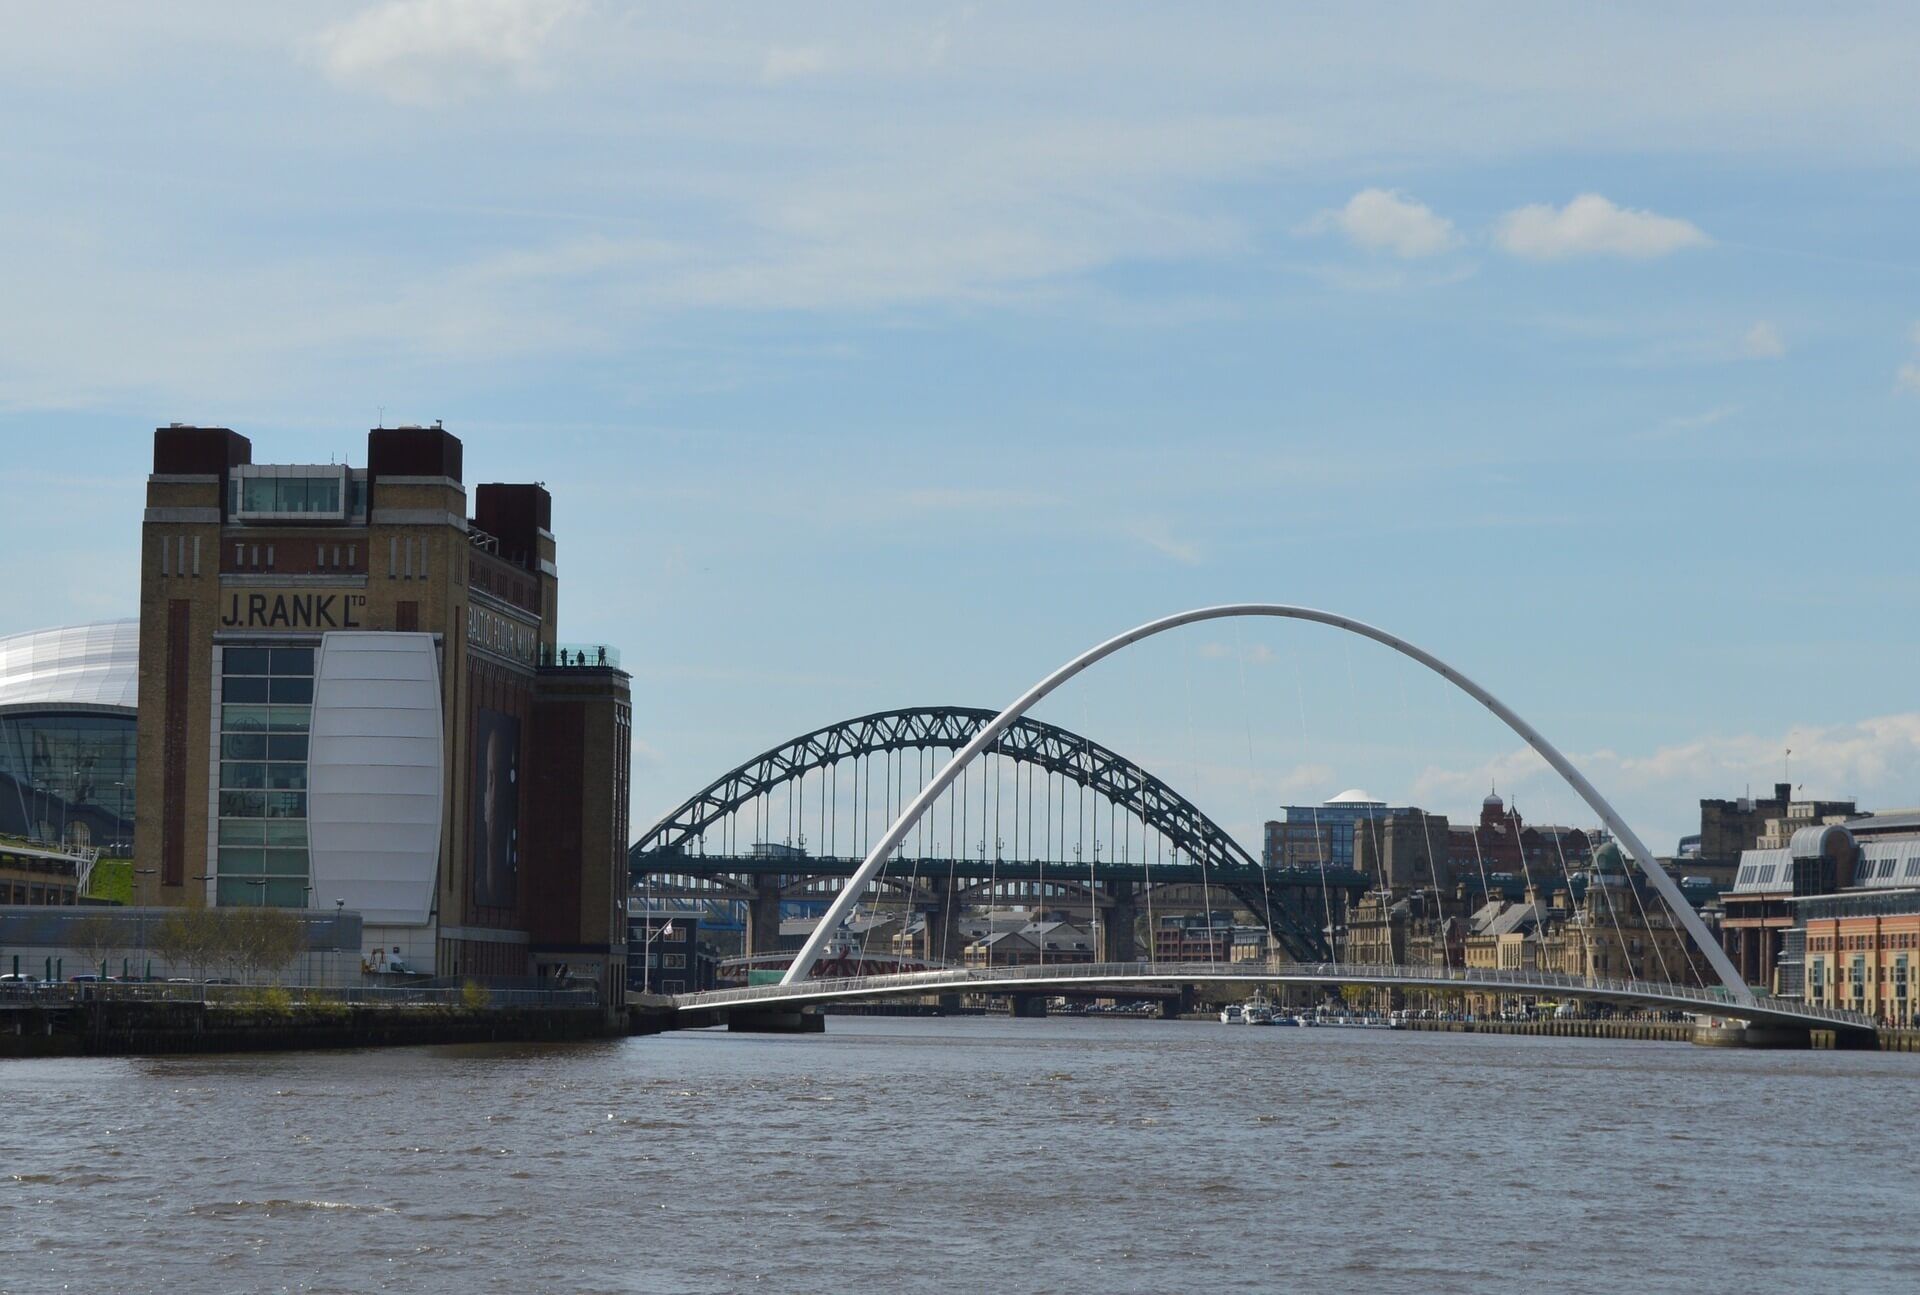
top-left (666, 963), bottom-right (1878, 1038)
top-left (646, 602), bottom-right (1876, 1045)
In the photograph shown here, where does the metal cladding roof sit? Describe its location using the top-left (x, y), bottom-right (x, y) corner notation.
top-left (1851, 811), bottom-right (1920, 835)
top-left (1851, 837), bottom-right (1920, 889)
top-left (1790, 823), bottom-right (1852, 859)
top-left (0, 619), bottom-right (138, 714)
top-left (1731, 848), bottom-right (1791, 894)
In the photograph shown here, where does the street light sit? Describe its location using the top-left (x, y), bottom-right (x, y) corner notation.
top-left (132, 867), bottom-right (156, 980)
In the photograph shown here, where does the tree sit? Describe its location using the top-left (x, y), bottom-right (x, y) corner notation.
top-left (154, 907), bottom-right (223, 980)
top-left (229, 907), bottom-right (304, 984)
top-left (69, 911), bottom-right (122, 978)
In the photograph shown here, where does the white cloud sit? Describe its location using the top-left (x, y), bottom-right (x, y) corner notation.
top-left (1742, 320), bottom-right (1786, 358)
top-left (1126, 519), bottom-right (1201, 565)
top-left (1301, 188), bottom-right (1459, 259)
top-left (1415, 712), bottom-right (1920, 848)
top-left (1896, 323), bottom-right (1920, 394)
top-left (1494, 193), bottom-right (1710, 261)
top-left (897, 487), bottom-right (1059, 512)
top-left (763, 44), bottom-right (833, 83)
top-left (1665, 404), bottom-right (1741, 432)
top-left (312, 0), bottom-right (579, 105)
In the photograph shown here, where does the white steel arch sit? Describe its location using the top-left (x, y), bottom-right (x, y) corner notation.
top-left (782, 604), bottom-right (1754, 1005)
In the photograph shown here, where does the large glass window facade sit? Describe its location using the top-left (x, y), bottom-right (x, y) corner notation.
top-left (0, 711), bottom-right (136, 854)
top-left (217, 645), bottom-right (314, 906)
top-left (228, 467), bottom-right (352, 521)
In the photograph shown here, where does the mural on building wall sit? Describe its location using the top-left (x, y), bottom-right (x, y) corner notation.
top-left (470, 708), bottom-right (520, 908)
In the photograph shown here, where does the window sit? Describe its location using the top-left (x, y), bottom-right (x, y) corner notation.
top-left (216, 645), bottom-right (314, 907)
top-left (664, 954), bottom-right (686, 969)
top-left (231, 469), bottom-right (347, 520)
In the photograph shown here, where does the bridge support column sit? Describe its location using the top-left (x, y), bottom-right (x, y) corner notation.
top-left (748, 877), bottom-right (784, 957)
top-left (1100, 882), bottom-right (1139, 963)
top-left (926, 878), bottom-right (968, 966)
top-left (1008, 993), bottom-right (1048, 1019)
top-left (1691, 1023), bottom-right (1811, 1049)
top-left (1160, 986), bottom-right (1194, 1019)
top-left (727, 1008), bottom-right (826, 1034)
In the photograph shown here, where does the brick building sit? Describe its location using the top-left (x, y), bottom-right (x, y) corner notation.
top-left (132, 426), bottom-right (630, 1004)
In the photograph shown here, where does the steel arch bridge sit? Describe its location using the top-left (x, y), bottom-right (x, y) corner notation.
top-left (629, 705), bottom-right (1365, 959)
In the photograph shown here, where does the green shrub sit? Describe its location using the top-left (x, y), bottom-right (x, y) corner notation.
top-left (242, 985), bottom-right (294, 1017)
top-left (460, 980), bottom-right (491, 1012)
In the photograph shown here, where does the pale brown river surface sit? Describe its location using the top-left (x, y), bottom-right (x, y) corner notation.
top-left (4, 1015), bottom-right (1915, 1294)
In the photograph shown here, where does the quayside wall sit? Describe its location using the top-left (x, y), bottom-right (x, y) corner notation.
top-left (0, 1001), bottom-right (614, 1058)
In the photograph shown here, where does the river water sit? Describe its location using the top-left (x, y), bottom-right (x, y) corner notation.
top-left (4, 1016), bottom-right (1916, 1294)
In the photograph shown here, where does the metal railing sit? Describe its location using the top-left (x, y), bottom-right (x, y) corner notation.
top-left (0, 982), bottom-right (599, 1010)
top-left (674, 959), bottom-right (1878, 1029)
top-left (544, 642), bottom-right (620, 669)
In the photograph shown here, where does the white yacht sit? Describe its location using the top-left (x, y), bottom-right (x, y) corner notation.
top-left (1219, 1003), bottom-right (1244, 1024)
top-left (1241, 997), bottom-right (1277, 1025)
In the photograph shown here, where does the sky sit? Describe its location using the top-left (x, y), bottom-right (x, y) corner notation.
top-left (2, 1), bottom-right (1917, 853)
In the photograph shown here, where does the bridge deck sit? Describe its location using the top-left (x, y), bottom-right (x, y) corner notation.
top-left (674, 960), bottom-right (1876, 1034)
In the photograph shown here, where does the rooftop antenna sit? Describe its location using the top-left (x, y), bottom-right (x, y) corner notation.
top-left (1785, 747), bottom-right (1792, 788)
top-left (377, 406), bottom-right (385, 428)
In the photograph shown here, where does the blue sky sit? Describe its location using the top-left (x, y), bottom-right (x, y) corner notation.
top-left (2, 2), bottom-right (1917, 851)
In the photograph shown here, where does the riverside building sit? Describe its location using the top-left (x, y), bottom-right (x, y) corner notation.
top-left (132, 426), bottom-right (631, 1003)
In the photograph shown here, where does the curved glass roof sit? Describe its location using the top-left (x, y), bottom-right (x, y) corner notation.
top-left (0, 619), bottom-right (139, 714)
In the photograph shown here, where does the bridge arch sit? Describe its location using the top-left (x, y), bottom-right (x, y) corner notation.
top-left (630, 705), bottom-right (1260, 875)
top-left (631, 704), bottom-right (1360, 958)
top-left (782, 603), bottom-right (1753, 1005)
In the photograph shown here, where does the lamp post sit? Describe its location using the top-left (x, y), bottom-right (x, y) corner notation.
top-left (334, 898), bottom-right (346, 989)
top-left (132, 867), bottom-right (156, 980)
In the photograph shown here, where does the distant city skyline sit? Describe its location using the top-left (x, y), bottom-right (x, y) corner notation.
top-left (3, 4), bottom-right (1917, 853)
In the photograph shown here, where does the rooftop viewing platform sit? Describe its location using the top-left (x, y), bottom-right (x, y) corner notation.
top-left (540, 642), bottom-right (621, 670)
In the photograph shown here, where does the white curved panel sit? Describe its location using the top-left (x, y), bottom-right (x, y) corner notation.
top-left (307, 633), bottom-right (443, 925)
top-left (0, 619), bottom-right (139, 713)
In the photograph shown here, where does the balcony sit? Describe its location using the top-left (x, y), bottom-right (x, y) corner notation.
top-left (541, 643), bottom-right (621, 670)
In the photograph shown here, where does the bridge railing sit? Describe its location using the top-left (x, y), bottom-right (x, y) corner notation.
top-left (675, 959), bottom-right (1876, 1029)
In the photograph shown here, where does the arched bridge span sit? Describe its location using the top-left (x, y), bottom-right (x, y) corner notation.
top-left (632, 705), bottom-right (1258, 875)
top-left (784, 604), bottom-right (1754, 1005)
top-left (630, 705), bottom-right (1358, 958)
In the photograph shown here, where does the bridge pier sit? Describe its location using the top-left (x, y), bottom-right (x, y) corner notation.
top-left (926, 878), bottom-right (969, 965)
top-left (1160, 986), bottom-right (1193, 1019)
top-left (726, 1008), bottom-right (825, 1034)
top-left (1691, 1023), bottom-right (1812, 1049)
top-left (1101, 883), bottom-right (1139, 964)
top-left (1692, 1021), bottom-right (1881, 1050)
top-left (748, 877), bottom-right (784, 957)
top-left (1008, 993), bottom-right (1048, 1019)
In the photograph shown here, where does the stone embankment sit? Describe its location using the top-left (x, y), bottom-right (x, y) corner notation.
top-left (1, 999), bottom-right (613, 1058)
top-left (1399, 1017), bottom-right (1693, 1042)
